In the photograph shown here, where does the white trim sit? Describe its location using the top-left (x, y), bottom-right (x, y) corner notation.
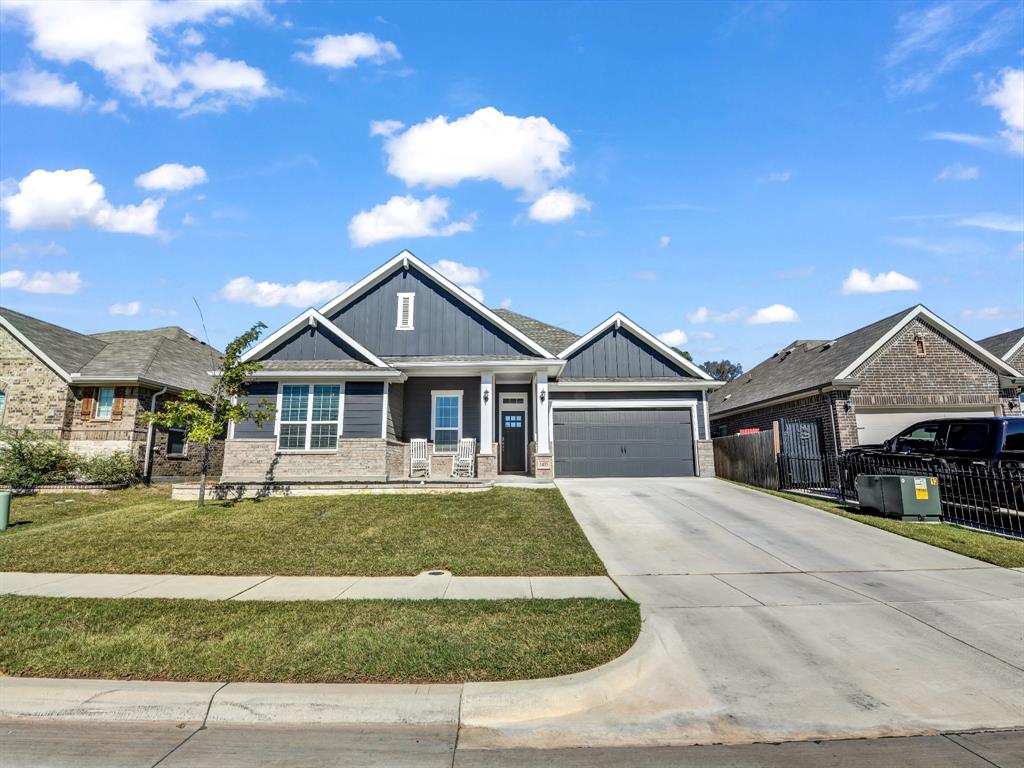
top-left (702, 389), bottom-right (711, 442)
top-left (275, 382), bottom-right (343, 452)
top-left (498, 391), bottom-right (528, 471)
top-left (381, 382), bottom-right (389, 440)
top-left (550, 380), bottom-right (723, 391)
top-left (549, 400), bottom-right (704, 476)
top-left (391, 360), bottom-right (565, 377)
top-left (240, 308), bottom-right (392, 369)
top-left (0, 315), bottom-right (74, 382)
top-left (1001, 335), bottom-right (1024, 370)
top-left (479, 374), bottom-right (494, 455)
top-left (535, 373), bottom-right (551, 454)
top-left (430, 389), bottom-right (463, 453)
top-left (248, 370), bottom-right (404, 380)
top-left (835, 305), bottom-right (1020, 380)
top-left (395, 292), bottom-right (415, 331)
top-left (317, 250), bottom-right (556, 359)
top-left (94, 386), bottom-right (116, 421)
top-left (557, 312), bottom-right (714, 381)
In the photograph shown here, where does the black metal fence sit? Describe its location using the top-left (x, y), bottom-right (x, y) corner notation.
top-left (777, 452), bottom-right (1024, 540)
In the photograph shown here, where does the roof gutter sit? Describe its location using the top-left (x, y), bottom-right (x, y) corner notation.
top-left (68, 374), bottom-right (186, 392)
top-left (142, 386), bottom-right (168, 481)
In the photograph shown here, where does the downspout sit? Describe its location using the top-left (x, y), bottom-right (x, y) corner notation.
top-left (143, 386), bottom-right (168, 481)
top-left (825, 388), bottom-right (840, 456)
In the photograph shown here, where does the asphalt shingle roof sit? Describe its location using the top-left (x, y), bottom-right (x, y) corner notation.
top-left (708, 306), bottom-right (917, 416)
top-left (977, 327), bottom-right (1023, 360)
top-left (492, 309), bottom-right (579, 356)
top-left (1, 307), bottom-right (220, 392)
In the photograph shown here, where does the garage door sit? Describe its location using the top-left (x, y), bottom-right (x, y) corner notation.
top-left (855, 409), bottom-right (997, 445)
top-left (553, 408), bottom-right (695, 478)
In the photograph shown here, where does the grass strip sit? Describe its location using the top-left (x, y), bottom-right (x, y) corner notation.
top-left (0, 595), bottom-right (639, 683)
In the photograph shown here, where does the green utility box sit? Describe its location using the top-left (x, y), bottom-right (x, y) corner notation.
top-left (855, 475), bottom-right (942, 522)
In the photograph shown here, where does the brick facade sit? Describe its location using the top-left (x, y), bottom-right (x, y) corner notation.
top-left (712, 316), bottom-right (1016, 455)
top-left (696, 439), bottom-right (716, 477)
top-left (0, 327), bottom-right (73, 435)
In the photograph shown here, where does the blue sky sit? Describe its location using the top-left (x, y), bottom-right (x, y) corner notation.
top-left (1, 0), bottom-right (1021, 368)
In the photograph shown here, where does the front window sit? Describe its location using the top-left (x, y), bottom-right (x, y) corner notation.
top-left (431, 391), bottom-right (462, 452)
top-left (95, 387), bottom-right (115, 420)
top-left (167, 428), bottom-right (187, 456)
top-left (278, 384), bottom-right (341, 451)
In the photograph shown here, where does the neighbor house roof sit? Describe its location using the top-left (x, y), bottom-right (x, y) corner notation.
top-left (0, 306), bottom-right (220, 392)
top-left (977, 327), bottom-right (1024, 361)
top-left (709, 305), bottom-right (1017, 417)
top-left (492, 309), bottom-right (580, 357)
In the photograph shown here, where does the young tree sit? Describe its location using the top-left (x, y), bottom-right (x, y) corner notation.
top-left (145, 322), bottom-right (275, 507)
top-left (700, 359), bottom-right (744, 382)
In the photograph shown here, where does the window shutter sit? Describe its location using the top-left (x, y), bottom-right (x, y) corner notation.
top-left (81, 389), bottom-right (95, 421)
top-left (111, 388), bottom-right (124, 419)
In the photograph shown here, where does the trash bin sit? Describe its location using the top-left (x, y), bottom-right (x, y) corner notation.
top-left (855, 475), bottom-right (941, 522)
top-left (0, 491), bottom-right (11, 531)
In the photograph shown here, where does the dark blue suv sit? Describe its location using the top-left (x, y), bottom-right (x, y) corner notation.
top-left (879, 417), bottom-right (1024, 467)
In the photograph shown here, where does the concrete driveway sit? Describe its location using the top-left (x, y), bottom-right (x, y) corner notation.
top-left (517, 477), bottom-right (1024, 746)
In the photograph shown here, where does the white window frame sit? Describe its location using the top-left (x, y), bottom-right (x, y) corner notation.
top-left (430, 389), bottom-right (463, 454)
top-left (396, 292), bottom-right (415, 331)
top-left (94, 386), bottom-right (115, 421)
top-left (275, 382), bottom-right (344, 452)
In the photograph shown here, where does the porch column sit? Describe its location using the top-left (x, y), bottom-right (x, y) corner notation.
top-left (480, 373), bottom-right (494, 454)
top-left (535, 373), bottom-right (550, 454)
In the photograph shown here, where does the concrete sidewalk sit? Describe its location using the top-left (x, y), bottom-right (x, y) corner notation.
top-left (0, 570), bottom-right (624, 601)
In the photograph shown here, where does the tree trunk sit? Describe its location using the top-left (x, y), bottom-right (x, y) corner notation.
top-left (198, 443), bottom-right (210, 508)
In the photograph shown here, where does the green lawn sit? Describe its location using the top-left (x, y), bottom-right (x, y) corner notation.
top-left (0, 486), bottom-right (605, 576)
top-left (0, 595), bottom-right (640, 683)
top-left (728, 481), bottom-right (1024, 569)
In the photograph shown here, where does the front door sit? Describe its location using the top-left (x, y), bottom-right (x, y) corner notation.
top-left (501, 410), bottom-right (526, 472)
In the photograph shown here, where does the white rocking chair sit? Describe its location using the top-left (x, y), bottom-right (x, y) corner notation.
top-left (410, 438), bottom-right (430, 478)
top-left (451, 438), bottom-right (476, 478)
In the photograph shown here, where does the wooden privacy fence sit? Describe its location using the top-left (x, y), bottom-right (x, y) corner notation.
top-left (712, 430), bottom-right (780, 489)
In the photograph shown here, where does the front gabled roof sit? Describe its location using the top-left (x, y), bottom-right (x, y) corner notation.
top-left (240, 308), bottom-right (392, 368)
top-left (317, 250), bottom-right (555, 359)
top-left (0, 306), bottom-right (220, 392)
top-left (709, 304), bottom-right (1020, 416)
top-left (560, 312), bottom-right (715, 381)
top-left (978, 327), bottom-right (1024, 363)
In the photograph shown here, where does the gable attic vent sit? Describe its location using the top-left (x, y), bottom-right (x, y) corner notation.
top-left (396, 292), bottom-right (415, 331)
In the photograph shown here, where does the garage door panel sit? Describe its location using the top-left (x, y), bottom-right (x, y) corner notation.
top-left (553, 408), bottom-right (695, 478)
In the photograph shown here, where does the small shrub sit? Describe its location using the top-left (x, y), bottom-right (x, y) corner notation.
top-left (77, 451), bottom-right (139, 485)
top-left (0, 429), bottom-right (79, 486)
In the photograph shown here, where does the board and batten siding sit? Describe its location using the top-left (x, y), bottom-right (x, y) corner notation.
top-left (343, 382), bottom-right (384, 437)
top-left (560, 326), bottom-right (697, 379)
top-left (258, 325), bottom-right (368, 363)
top-left (327, 265), bottom-right (537, 357)
top-left (550, 389), bottom-right (707, 440)
top-left (233, 382), bottom-right (277, 438)
top-left (401, 376), bottom-right (481, 444)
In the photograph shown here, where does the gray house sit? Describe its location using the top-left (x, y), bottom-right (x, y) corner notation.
top-left (225, 250), bottom-right (721, 481)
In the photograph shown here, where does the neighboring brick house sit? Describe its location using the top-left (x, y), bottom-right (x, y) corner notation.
top-left (978, 327), bottom-right (1024, 379)
top-left (709, 305), bottom-right (1023, 455)
top-left (0, 307), bottom-right (223, 480)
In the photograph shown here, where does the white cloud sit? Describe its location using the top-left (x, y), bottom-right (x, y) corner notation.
top-left (109, 300), bottom-right (141, 316)
top-left (432, 259), bottom-right (486, 285)
top-left (961, 306), bottom-right (1020, 320)
top-left (3, 0), bottom-right (274, 113)
top-left (181, 28), bottom-right (204, 47)
top-left (955, 213), bottom-right (1023, 233)
top-left (2, 240), bottom-right (67, 259)
top-left (982, 68), bottom-right (1024, 155)
top-left (841, 268), bottom-right (920, 295)
top-left (757, 170), bottom-right (793, 183)
top-left (369, 119), bottom-right (404, 137)
top-left (527, 188), bottom-right (591, 223)
top-left (99, 98), bottom-right (118, 113)
top-left (657, 235), bottom-right (671, 248)
top-left (498, 298), bottom-right (513, 309)
top-left (0, 269), bottom-right (82, 294)
top-left (687, 306), bottom-right (746, 324)
top-left (1, 169), bottom-right (163, 236)
top-left (936, 163), bottom-right (978, 181)
top-left (379, 107), bottom-right (573, 197)
top-left (657, 329), bottom-right (688, 346)
top-left (461, 285), bottom-right (485, 303)
top-left (0, 68), bottom-right (83, 109)
top-left (220, 276), bottom-right (350, 308)
top-left (748, 304), bottom-right (799, 324)
top-left (182, 213), bottom-right (196, 226)
top-left (925, 131), bottom-right (999, 149)
top-left (135, 163), bottom-right (208, 191)
top-left (296, 33), bottom-right (400, 69)
top-left (348, 195), bottom-right (474, 248)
